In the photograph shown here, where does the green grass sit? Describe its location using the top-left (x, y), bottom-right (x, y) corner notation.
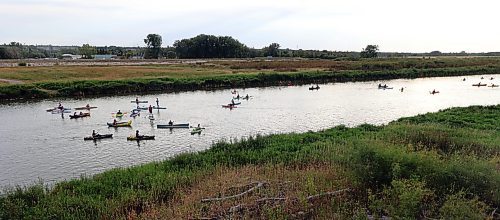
top-left (1, 105), bottom-right (499, 219)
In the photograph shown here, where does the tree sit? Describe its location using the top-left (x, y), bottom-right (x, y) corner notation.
top-left (144, 34), bottom-right (162, 59)
top-left (173, 34), bottom-right (251, 59)
top-left (360, 45), bottom-right (379, 58)
top-left (263, 43), bottom-right (280, 57)
top-left (79, 44), bottom-right (96, 59)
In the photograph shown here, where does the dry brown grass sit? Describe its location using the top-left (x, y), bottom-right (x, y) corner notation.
top-left (0, 58), bottom-right (498, 85)
top-left (134, 163), bottom-right (356, 219)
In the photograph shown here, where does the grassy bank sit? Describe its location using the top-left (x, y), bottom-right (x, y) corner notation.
top-left (1, 105), bottom-right (499, 219)
top-left (0, 57), bottom-right (499, 101)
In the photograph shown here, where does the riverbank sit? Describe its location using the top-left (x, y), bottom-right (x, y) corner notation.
top-left (1, 57), bottom-right (499, 101)
top-left (1, 105), bottom-right (499, 219)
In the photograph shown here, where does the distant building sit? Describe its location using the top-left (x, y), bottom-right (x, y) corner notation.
top-left (60, 54), bottom-right (82, 60)
top-left (93, 54), bottom-right (117, 60)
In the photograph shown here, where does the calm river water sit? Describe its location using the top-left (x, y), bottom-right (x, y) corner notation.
top-left (0, 75), bottom-right (499, 188)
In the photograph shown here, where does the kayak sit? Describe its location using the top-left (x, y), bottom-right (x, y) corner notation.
top-left (84, 134), bottom-right (113, 141)
top-left (107, 120), bottom-right (132, 127)
top-left (74, 106), bottom-right (97, 110)
top-left (157, 123), bottom-right (190, 129)
top-left (488, 84), bottom-right (499, 87)
top-left (472, 83), bottom-right (487, 87)
top-left (51, 109), bottom-right (72, 114)
top-left (222, 105), bottom-right (237, 108)
top-left (148, 114), bottom-right (155, 120)
top-left (191, 127), bottom-right (203, 134)
top-left (130, 112), bottom-right (140, 117)
top-left (153, 106), bottom-right (166, 109)
top-left (127, 135), bottom-right (155, 141)
top-left (430, 91), bottom-right (440, 94)
top-left (131, 100), bottom-right (148, 103)
top-left (114, 113), bottom-right (124, 117)
top-left (69, 113), bottom-right (90, 119)
top-left (136, 106), bottom-right (149, 110)
top-left (46, 107), bottom-right (71, 112)
top-left (378, 87), bottom-right (393, 89)
top-left (229, 101), bottom-right (241, 105)
top-left (309, 86), bottom-right (320, 90)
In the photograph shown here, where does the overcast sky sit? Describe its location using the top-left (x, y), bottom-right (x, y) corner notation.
top-left (1, 0), bottom-right (499, 52)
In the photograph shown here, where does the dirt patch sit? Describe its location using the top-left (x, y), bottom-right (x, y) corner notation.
top-left (0, 78), bottom-right (24, 84)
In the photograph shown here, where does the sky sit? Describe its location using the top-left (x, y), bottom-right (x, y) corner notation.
top-left (1, 0), bottom-right (499, 52)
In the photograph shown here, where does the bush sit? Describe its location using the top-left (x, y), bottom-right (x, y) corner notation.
top-left (439, 191), bottom-right (489, 219)
top-left (369, 179), bottom-right (435, 218)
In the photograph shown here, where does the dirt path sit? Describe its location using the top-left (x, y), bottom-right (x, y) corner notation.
top-left (0, 78), bottom-right (24, 84)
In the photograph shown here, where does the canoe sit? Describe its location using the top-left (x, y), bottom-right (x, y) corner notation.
top-left (157, 123), bottom-right (190, 129)
top-left (191, 127), bottom-right (203, 134)
top-left (222, 105), bottom-right (237, 108)
top-left (74, 106), bottom-right (97, 110)
top-left (127, 135), bottom-right (155, 141)
top-left (84, 134), bottom-right (113, 141)
top-left (131, 100), bottom-right (148, 103)
top-left (107, 120), bottom-right (132, 127)
top-left (472, 83), bottom-right (487, 87)
top-left (69, 113), bottom-right (90, 119)
top-left (153, 106), bottom-right (166, 109)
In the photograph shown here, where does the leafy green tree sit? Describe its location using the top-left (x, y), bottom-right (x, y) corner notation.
top-left (144, 34), bottom-right (162, 59)
top-left (79, 44), bottom-right (96, 59)
top-left (264, 43), bottom-right (280, 57)
top-left (360, 45), bottom-right (379, 58)
top-left (173, 34), bottom-right (251, 58)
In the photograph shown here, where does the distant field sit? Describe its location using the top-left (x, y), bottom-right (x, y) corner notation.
top-left (0, 57), bottom-right (499, 84)
top-left (0, 57), bottom-right (499, 100)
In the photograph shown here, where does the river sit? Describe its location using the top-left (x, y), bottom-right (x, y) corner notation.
top-left (0, 75), bottom-right (499, 188)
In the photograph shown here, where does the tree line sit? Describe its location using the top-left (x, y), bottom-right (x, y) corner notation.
top-left (10, 33), bottom-right (498, 60)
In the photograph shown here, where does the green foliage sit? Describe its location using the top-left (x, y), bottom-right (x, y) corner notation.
top-left (263, 43), bottom-right (281, 57)
top-left (360, 45), bottom-right (379, 58)
top-left (173, 34), bottom-right (252, 58)
top-left (79, 44), bottom-right (97, 59)
top-left (439, 191), bottom-right (489, 219)
top-left (369, 179), bottom-right (434, 218)
top-left (144, 34), bottom-right (162, 59)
